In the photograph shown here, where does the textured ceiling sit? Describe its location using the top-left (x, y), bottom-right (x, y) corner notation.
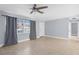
top-left (0, 4), bottom-right (79, 21)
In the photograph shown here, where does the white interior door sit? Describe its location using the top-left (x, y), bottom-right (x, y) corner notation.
top-left (68, 22), bottom-right (79, 39)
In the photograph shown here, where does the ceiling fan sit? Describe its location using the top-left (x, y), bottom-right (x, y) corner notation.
top-left (30, 4), bottom-right (48, 14)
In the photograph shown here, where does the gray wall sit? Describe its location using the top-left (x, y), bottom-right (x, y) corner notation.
top-left (45, 18), bottom-right (69, 38)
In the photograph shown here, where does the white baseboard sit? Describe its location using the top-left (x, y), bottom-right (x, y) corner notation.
top-left (37, 36), bottom-right (40, 38)
top-left (45, 35), bottom-right (69, 40)
top-left (0, 44), bottom-right (4, 47)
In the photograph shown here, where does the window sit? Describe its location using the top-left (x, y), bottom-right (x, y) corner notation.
top-left (17, 19), bottom-right (30, 34)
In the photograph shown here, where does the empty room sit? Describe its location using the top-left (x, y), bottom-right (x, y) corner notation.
top-left (0, 4), bottom-right (79, 55)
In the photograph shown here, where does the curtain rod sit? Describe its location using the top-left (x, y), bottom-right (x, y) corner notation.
top-left (1, 15), bottom-right (8, 16)
top-left (1, 15), bottom-right (17, 18)
top-left (1, 15), bottom-right (32, 21)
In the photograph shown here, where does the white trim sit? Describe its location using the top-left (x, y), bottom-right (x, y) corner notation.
top-left (45, 35), bottom-right (69, 40)
top-left (78, 22), bottom-right (79, 37)
top-left (37, 36), bottom-right (40, 38)
top-left (18, 39), bottom-right (30, 43)
top-left (0, 44), bottom-right (4, 47)
top-left (68, 22), bottom-right (71, 38)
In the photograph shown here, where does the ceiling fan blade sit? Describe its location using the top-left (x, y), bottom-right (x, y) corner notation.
top-left (34, 4), bottom-right (37, 7)
top-left (36, 6), bottom-right (48, 9)
top-left (37, 10), bottom-right (44, 14)
top-left (30, 11), bottom-right (33, 14)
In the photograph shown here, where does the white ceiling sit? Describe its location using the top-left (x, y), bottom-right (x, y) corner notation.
top-left (0, 4), bottom-right (79, 21)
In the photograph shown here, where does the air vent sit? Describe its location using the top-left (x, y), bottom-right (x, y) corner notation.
top-left (76, 20), bottom-right (79, 21)
top-left (72, 17), bottom-right (76, 19)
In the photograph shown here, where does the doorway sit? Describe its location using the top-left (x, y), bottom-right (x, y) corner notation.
top-left (69, 22), bottom-right (79, 39)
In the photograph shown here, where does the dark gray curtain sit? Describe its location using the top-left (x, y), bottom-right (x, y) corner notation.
top-left (4, 16), bottom-right (17, 46)
top-left (30, 20), bottom-right (36, 40)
